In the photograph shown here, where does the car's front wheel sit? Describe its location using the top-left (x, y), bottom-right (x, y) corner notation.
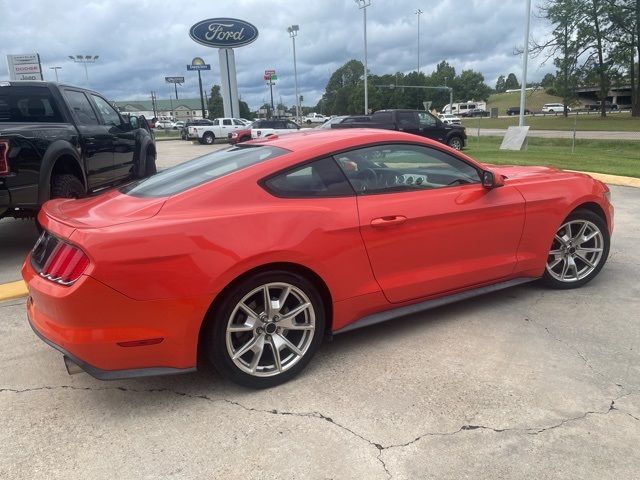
top-left (202, 132), bottom-right (215, 145)
top-left (542, 209), bottom-right (610, 289)
top-left (207, 271), bottom-right (325, 388)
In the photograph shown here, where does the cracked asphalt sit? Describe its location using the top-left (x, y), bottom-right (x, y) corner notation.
top-left (1, 155), bottom-right (639, 478)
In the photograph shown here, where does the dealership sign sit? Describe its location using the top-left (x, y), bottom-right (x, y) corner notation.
top-left (189, 18), bottom-right (259, 48)
top-left (6, 53), bottom-right (43, 81)
top-left (165, 76), bottom-right (184, 84)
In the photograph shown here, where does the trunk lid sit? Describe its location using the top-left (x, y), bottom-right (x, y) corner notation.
top-left (41, 189), bottom-right (166, 229)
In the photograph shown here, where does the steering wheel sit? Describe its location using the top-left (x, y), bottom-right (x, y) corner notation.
top-left (358, 168), bottom-right (378, 190)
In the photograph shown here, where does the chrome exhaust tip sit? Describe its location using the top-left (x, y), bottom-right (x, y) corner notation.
top-left (63, 355), bottom-right (84, 375)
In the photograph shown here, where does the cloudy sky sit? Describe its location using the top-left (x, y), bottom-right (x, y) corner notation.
top-left (0, 0), bottom-right (552, 109)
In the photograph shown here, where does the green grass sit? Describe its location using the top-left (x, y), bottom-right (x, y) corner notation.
top-left (462, 112), bottom-right (640, 132)
top-left (464, 137), bottom-right (640, 178)
top-left (486, 90), bottom-right (564, 114)
top-left (152, 129), bottom-right (181, 140)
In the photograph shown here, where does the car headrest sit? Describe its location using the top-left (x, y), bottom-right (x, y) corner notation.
top-left (27, 98), bottom-right (46, 116)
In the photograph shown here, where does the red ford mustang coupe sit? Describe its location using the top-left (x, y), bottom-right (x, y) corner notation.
top-left (23, 129), bottom-right (613, 388)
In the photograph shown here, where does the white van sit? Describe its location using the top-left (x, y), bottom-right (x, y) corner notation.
top-left (542, 103), bottom-right (570, 113)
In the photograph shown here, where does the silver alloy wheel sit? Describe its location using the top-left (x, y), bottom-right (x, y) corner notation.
top-left (225, 282), bottom-right (316, 377)
top-left (449, 137), bottom-right (462, 150)
top-left (546, 219), bottom-right (604, 283)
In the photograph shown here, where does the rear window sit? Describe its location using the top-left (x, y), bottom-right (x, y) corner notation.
top-left (0, 85), bottom-right (64, 122)
top-left (121, 145), bottom-right (289, 197)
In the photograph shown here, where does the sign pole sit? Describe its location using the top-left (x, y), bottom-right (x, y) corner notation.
top-left (198, 70), bottom-right (206, 118)
top-left (269, 80), bottom-right (275, 118)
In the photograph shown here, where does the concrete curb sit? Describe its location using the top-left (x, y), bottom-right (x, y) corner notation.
top-left (574, 171), bottom-right (640, 188)
top-left (0, 280), bottom-right (28, 302)
top-left (0, 170), bottom-right (637, 302)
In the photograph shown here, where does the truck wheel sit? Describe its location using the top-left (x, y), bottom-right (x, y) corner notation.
top-left (306, 120), bottom-right (312, 124)
top-left (203, 132), bottom-right (215, 145)
top-left (51, 174), bottom-right (85, 200)
top-left (144, 149), bottom-right (157, 176)
top-left (447, 136), bottom-right (463, 150)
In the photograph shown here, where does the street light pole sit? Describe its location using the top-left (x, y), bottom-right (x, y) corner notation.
top-left (519, 0), bottom-right (531, 127)
top-left (68, 55), bottom-right (99, 88)
top-left (49, 66), bottom-right (62, 82)
top-left (415, 9), bottom-right (423, 74)
top-left (287, 25), bottom-right (301, 120)
top-left (355, 0), bottom-right (372, 115)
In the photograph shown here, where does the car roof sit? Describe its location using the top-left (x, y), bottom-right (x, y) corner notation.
top-left (246, 128), bottom-right (444, 154)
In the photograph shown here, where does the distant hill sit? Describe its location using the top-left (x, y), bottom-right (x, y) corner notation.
top-left (487, 90), bottom-right (564, 115)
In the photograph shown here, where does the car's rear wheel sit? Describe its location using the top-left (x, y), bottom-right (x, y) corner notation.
top-left (202, 132), bottom-right (215, 145)
top-left (207, 271), bottom-right (325, 388)
top-left (448, 136), bottom-right (463, 150)
top-left (542, 210), bottom-right (610, 289)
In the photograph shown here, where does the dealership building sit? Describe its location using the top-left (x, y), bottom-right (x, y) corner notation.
top-left (113, 98), bottom-right (207, 120)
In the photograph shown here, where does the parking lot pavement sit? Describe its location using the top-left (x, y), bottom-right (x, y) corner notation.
top-left (0, 218), bottom-right (38, 284)
top-left (1, 184), bottom-right (638, 479)
top-left (155, 139), bottom-right (227, 170)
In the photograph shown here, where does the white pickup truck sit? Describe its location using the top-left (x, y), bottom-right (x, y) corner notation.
top-left (251, 119), bottom-right (301, 139)
top-left (188, 118), bottom-right (249, 144)
top-left (302, 112), bottom-right (329, 124)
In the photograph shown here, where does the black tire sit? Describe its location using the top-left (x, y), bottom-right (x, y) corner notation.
top-left (144, 149), bottom-right (157, 176)
top-left (541, 209), bottom-right (610, 290)
top-left (306, 120), bottom-right (312, 124)
top-left (447, 136), bottom-right (463, 150)
top-left (50, 174), bottom-right (85, 200)
top-left (207, 270), bottom-right (325, 388)
top-left (202, 132), bottom-right (215, 145)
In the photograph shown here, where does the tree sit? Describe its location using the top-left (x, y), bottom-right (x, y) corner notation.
top-left (456, 70), bottom-right (492, 102)
top-left (534, 0), bottom-right (586, 116)
top-left (239, 100), bottom-right (251, 120)
top-left (495, 75), bottom-right (506, 93)
top-left (541, 73), bottom-right (556, 88)
top-left (319, 59), bottom-right (365, 115)
top-left (607, 0), bottom-right (640, 116)
top-left (504, 73), bottom-right (521, 90)
top-left (206, 85), bottom-right (224, 119)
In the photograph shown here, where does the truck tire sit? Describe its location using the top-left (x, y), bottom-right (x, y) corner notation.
top-left (447, 136), bottom-right (463, 150)
top-left (202, 132), bottom-right (215, 145)
top-left (144, 149), bottom-right (157, 176)
top-left (50, 174), bottom-right (85, 200)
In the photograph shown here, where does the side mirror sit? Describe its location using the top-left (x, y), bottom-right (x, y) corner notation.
top-left (128, 116), bottom-right (139, 129)
top-left (482, 170), bottom-right (505, 189)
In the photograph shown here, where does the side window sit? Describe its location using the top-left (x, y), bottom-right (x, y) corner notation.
top-left (262, 157), bottom-right (354, 198)
top-left (212, 119), bottom-right (220, 126)
top-left (90, 95), bottom-right (121, 127)
top-left (286, 121), bottom-right (299, 130)
top-left (418, 112), bottom-right (436, 128)
top-left (64, 90), bottom-right (99, 125)
top-left (396, 112), bottom-right (417, 129)
top-left (334, 144), bottom-right (481, 195)
top-left (232, 119), bottom-right (244, 126)
top-left (223, 119), bottom-right (232, 126)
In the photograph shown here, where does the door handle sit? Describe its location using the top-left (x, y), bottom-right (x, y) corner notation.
top-left (370, 215), bottom-right (407, 227)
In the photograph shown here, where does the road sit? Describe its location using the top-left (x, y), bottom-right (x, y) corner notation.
top-left (0, 140), bottom-right (638, 478)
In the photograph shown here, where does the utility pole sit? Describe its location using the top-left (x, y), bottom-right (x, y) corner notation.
top-left (519, 0), bottom-right (531, 127)
top-left (50, 66), bottom-right (62, 82)
top-left (150, 91), bottom-right (158, 118)
top-left (355, 0), bottom-right (372, 114)
top-left (415, 9), bottom-right (423, 73)
top-left (287, 25), bottom-right (301, 120)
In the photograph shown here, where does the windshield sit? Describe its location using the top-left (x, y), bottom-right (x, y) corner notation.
top-left (121, 144), bottom-right (290, 197)
top-left (0, 85), bottom-right (64, 123)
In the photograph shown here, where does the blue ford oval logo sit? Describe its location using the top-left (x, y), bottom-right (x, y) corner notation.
top-left (189, 18), bottom-right (259, 48)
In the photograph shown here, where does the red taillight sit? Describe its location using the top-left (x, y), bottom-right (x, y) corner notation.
top-left (0, 140), bottom-right (9, 175)
top-left (40, 242), bottom-right (90, 285)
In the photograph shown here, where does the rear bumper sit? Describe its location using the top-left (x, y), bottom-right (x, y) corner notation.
top-left (22, 255), bottom-right (206, 379)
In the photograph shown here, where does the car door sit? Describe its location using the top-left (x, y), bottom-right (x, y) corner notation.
top-left (90, 94), bottom-right (136, 180)
top-left (62, 89), bottom-right (113, 188)
top-left (416, 111), bottom-right (448, 144)
top-left (334, 143), bottom-right (526, 303)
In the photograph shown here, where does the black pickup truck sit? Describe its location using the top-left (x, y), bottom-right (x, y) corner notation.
top-left (332, 109), bottom-right (467, 150)
top-left (0, 81), bottom-right (156, 220)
